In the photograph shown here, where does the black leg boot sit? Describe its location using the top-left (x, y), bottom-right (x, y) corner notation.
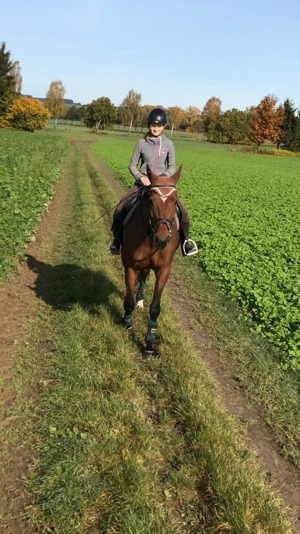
top-left (108, 216), bottom-right (123, 254)
top-left (180, 221), bottom-right (198, 256)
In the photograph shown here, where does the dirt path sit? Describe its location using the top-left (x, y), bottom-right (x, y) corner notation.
top-left (0, 141), bottom-right (299, 532)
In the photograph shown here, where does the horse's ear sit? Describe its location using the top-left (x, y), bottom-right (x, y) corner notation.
top-left (147, 164), bottom-right (158, 183)
top-left (172, 164), bottom-right (182, 185)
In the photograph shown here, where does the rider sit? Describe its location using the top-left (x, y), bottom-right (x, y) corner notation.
top-left (108, 107), bottom-right (198, 256)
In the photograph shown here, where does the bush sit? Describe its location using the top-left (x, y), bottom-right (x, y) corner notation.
top-left (0, 96), bottom-right (50, 131)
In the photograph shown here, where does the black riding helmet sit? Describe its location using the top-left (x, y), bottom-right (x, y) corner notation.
top-left (147, 108), bottom-right (168, 125)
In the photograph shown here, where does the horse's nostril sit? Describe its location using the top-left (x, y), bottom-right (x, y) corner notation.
top-left (155, 237), bottom-right (168, 249)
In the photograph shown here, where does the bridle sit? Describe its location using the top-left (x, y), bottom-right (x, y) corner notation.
top-left (144, 184), bottom-right (177, 248)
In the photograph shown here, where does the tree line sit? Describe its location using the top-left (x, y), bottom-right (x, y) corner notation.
top-left (1, 42), bottom-right (300, 151)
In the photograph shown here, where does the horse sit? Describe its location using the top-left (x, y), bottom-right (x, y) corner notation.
top-left (121, 165), bottom-right (182, 357)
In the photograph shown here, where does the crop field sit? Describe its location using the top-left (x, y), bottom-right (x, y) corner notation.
top-left (92, 138), bottom-right (300, 370)
top-left (0, 130), bottom-right (68, 282)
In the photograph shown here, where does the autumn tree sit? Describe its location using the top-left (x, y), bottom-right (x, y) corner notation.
top-left (184, 106), bottom-right (201, 133)
top-left (167, 106), bottom-right (184, 135)
top-left (202, 96), bottom-right (222, 116)
top-left (44, 80), bottom-right (66, 127)
top-left (140, 104), bottom-right (154, 127)
top-left (0, 41), bottom-right (16, 117)
top-left (0, 96), bottom-right (50, 131)
top-left (11, 60), bottom-right (22, 93)
top-left (249, 94), bottom-right (285, 150)
top-left (202, 97), bottom-right (222, 139)
top-left (120, 89), bottom-right (142, 132)
top-left (84, 97), bottom-right (116, 130)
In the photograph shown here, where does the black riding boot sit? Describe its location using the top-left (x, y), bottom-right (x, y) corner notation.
top-left (180, 221), bottom-right (198, 256)
top-left (108, 216), bottom-right (123, 254)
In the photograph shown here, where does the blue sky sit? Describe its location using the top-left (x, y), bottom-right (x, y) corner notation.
top-left (1, 0), bottom-right (299, 111)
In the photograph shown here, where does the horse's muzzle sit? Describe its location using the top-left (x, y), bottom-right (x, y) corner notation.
top-left (154, 236), bottom-right (170, 249)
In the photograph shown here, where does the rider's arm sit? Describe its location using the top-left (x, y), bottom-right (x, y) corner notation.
top-left (129, 140), bottom-right (145, 182)
top-left (164, 141), bottom-right (176, 176)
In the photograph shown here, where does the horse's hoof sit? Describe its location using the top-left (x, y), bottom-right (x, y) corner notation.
top-left (142, 349), bottom-right (155, 359)
top-left (136, 300), bottom-right (144, 310)
top-left (122, 317), bottom-right (133, 330)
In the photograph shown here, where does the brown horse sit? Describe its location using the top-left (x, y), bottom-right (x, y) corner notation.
top-left (121, 165), bottom-right (181, 357)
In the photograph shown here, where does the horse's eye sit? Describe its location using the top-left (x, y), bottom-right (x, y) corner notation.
top-left (149, 199), bottom-right (153, 205)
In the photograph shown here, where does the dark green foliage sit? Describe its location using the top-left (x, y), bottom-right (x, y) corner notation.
top-left (84, 97), bottom-right (116, 129)
top-left (0, 130), bottom-right (68, 281)
top-left (0, 41), bottom-right (16, 116)
top-left (278, 98), bottom-right (300, 152)
top-left (204, 109), bottom-right (251, 144)
top-left (64, 104), bottom-right (86, 123)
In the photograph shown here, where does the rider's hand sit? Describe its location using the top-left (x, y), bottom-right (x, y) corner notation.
top-left (140, 176), bottom-right (151, 186)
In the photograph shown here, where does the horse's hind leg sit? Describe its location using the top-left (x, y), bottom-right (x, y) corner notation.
top-left (143, 267), bottom-right (171, 358)
top-left (136, 269), bottom-right (150, 310)
top-left (123, 267), bottom-right (138, 329)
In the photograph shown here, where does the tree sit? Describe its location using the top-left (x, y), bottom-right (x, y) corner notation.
top-left (11, 60), bottom-right (22, 93)
top-left (219, 109), bottom-right (251, 144)
top-left (202, 97), bottom-right (222, 140)
top-left (277, 98), bottom-right (300, 151)
top-left (44, 80), bottom-right (66, 127)
top-left (249, 94), bottom-right (285, 150)
top-left (84, 97), bottom-right (116, 130)
top-left (140, 104), bottom-right (154, 127)
top-left (0, 96), bottom-right (50, 131)
top-left (167, 106), bottom-right (185, 135)
top-left (120, 89), bottom-right (142, 132)
top-left (0, 42), bottom-right (16, 117)
top-left (202, 96), bottom-right (222, 115)
top-left (184, 106), bottom-right (201, 133)
top-left (64, 105), bottom-right (85, 124)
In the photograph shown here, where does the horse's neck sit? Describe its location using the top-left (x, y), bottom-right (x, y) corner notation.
top-left (140, 194), bottom-right (150, 228)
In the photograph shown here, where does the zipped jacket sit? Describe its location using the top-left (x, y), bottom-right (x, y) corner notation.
top-left (129, 134), bottom-right (176, 181)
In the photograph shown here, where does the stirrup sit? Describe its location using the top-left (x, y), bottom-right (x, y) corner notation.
top-left (182, 239), bottom-right (198, 257)
top-left (108, 241), bottom-right (121, 255)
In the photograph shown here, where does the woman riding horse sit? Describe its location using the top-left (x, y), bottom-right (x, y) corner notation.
top-left (108, 108), bottom-right (198, 257)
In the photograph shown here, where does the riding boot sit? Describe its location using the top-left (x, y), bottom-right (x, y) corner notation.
top-left (108, 215), bottom-right (123, 254)
top-left (180, 221), bottom-right (198, 256)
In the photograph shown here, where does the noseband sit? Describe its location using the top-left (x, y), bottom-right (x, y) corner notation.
top-left (147, 185), bottom-right (177, 247)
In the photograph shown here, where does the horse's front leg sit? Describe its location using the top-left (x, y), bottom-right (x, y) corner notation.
top-left (136, 269), bottom-right (150, 310)
top-left (123, 267), bottom-right (138, 329)
top-left (143, 266), bottom-right (171, 358)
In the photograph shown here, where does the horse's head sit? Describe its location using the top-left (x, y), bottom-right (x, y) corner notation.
top-left (146, 165), bottom-right (182, 250)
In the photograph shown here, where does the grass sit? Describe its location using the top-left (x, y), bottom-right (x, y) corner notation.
top-left (41, 124), bottom-right (300, 466)
top-left (0, 142), bottom-right (292, 533)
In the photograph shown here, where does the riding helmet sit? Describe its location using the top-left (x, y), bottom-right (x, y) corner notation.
top-left (147, 108), bottom-right (168, 125)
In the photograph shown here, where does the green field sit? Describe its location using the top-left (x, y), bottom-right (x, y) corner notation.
top-left (0, 129), bottom-right (68, 282)
top-left (91, 137), bottom-right (300, 370)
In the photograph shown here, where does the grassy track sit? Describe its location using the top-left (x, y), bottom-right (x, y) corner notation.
top-left (3, 142), bottom-right (292, 533)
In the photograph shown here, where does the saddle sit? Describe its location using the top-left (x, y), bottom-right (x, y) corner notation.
top-left (123, 194), bottom-right (141, 226)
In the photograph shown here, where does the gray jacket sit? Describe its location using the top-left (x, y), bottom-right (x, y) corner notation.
top-left (129, 134), bottom-right (176, 181)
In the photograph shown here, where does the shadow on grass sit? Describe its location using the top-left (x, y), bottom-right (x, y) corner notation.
top-left (25, 254), bottom-right (123, 321)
